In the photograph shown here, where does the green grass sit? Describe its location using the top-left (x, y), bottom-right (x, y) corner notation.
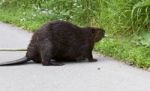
top-left (95, 38), bottom-right (150, 68)
top-left (0, 8), bottom-right (48, 31)
top-left (0, 0), bottom-right (150, 69)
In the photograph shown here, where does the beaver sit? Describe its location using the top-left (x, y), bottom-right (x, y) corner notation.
top-left (0, 20), bottom-right (105, 66)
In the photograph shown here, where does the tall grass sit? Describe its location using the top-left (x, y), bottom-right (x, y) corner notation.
top-left (96, 0), bottom-right (150, 34)
top-left (131, 0), bottom-right (150, 32)
top-left (0, 0), bottom-right (149, 33)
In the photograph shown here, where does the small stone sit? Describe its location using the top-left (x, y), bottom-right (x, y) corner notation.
top-left (97, 67), bottom-right (100, 70)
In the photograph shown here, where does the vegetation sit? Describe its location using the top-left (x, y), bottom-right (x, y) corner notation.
top-left (0, 0), bottom-right (150, 69)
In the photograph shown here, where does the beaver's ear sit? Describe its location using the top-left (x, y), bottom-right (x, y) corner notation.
top-left (100, 28), bottom-right (105, 33)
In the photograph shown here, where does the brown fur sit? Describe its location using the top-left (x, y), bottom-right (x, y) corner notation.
top-left (26, 20), bottom-right (105, 66)
top-left (0, 20), bottom-right (105, 66)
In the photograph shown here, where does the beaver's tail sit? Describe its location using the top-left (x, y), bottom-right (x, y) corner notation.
top-left (0, 56), bottom-right (29, 66)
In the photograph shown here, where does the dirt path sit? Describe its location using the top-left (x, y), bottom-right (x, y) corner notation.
top-left (0, 22), bottom-right (150, 91)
